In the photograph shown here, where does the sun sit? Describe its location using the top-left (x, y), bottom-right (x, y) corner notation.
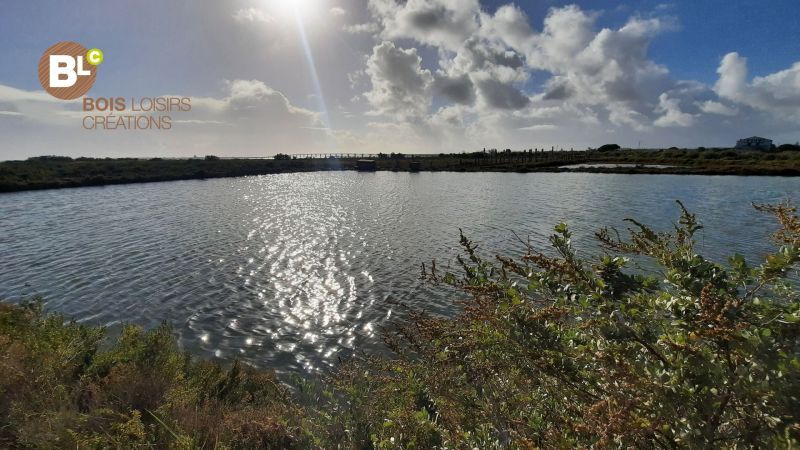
top-left (270, 0), bottom-right (320, 20)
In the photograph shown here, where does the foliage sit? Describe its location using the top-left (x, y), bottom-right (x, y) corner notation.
top-left (597, 143), bottom-right (621, 152)
top-left (333, 201), bottom-right (800, 448)
top-left (779, 144), bottom-right (800, 152)
top-left (0, 303), bottom-right (307, 448)
top-left (26, 155), bottom-right (74, 162)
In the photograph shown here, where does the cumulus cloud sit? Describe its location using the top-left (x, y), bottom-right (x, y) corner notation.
top-left (209, 80), bottom-right (319, 125)
top-left (368, 0), bottom-right (481, 51)
top-left (698, 100), bottom-right (738, 116)
top-left (363, 1), bottom-right (681, 130)
top-left (478, 4), bottom-right (535, 52)
top-left (363, 41), bottom-right (433, 121)
top-left (437, 36), bottom-right (530, 112)
top-left (354, 1), bottom-right (800, 149)
top-left (654, 93), bottom-right (694, 127)
top-left (715, 52), bottom-right (800, 120)
top-left (526, 10), bottom-right (675, 112)
top-left (474, 78), bottom-right (530, 110)
top-left (433, 73), bottom-right (475, 104)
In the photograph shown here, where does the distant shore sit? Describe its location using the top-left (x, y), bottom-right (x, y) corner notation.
top-left (2, 149), bottom-right (799, 193)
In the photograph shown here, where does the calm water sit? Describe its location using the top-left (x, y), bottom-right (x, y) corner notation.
top-left (1, 172), bottom-right (797, 374)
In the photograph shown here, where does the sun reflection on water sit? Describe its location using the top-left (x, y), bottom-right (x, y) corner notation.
top-left (186, 174), bottom-right (383, 374)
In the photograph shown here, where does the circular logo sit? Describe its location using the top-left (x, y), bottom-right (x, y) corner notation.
top-left (38, 41), bottom-right (99, 100)
top-left (86, 48), bottom-right (104, 66)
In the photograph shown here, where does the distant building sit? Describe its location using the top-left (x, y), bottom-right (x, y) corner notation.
top-left (736, 136), bottom-right (773, 150)
top-left (356, 159), bottom-right (376, 171)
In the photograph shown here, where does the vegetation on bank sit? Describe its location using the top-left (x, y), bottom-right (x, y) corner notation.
top-left (579, 147), bottom-right (800, 176)
top-left (1, 202), bottom-right (799, 448)
top-left (1, 148), bottom-right (799, 192)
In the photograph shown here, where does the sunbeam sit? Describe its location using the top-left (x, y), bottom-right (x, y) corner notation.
top-left (290, 2), bottom-right (333, 137)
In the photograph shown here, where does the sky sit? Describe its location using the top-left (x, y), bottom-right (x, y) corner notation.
top-left (1, 0), bottom-right (799, 159)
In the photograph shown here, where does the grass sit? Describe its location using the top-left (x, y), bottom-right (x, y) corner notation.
top-left (2, 148), bottom-right (798, 193)
top-left (0, 201), bottom-right (798, 448)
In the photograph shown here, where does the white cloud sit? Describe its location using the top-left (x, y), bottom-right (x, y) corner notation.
top-left (715, 52), bottom-right (800, 120)
top-left (478, 4), bottom-right (535, 52)
top-left (715, 53), bottom-right (749, 103)
top-left (607, 102), bottom-right (651, 131)
top-left (0, 84), bottom-right (81, 126)
top-left (232, 8), bottom-right (274, 23)
top-left (344, 22), bottom-right (380, 34)
top-left (697, 100), bottom-right (738, 116)
top-left (365, 3), bottom-right (682, 126)
top-left (529, 11), bottom-right (675, 110)
top-left (654, 93), bottom-right (694, 127)
top-left (352, 2), bottom-right (800, 148)
top-left (330, 7), bottom-right (347, 17)
top-left (368, 0), bottom-right (481, 51)
top-left (364, 41), bottom-right (433, 121)
top-left (518, 124), bottom-right (557, 131)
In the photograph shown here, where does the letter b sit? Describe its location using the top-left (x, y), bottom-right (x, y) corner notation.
top-left (50, 55), bottom-right (76, 88)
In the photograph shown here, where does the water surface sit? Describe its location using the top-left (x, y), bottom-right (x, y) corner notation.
top-left (1, 172), bottom-right (797, 374)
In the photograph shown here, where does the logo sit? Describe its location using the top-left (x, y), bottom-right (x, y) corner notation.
top-left (37, 41), bottom-right (191, 130)
top-left (38, 41), bottom-right (102, 100)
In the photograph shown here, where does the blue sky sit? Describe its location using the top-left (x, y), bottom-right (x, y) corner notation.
top-left (481, 0), bottom-right (800, 83)
top-left (1, 0), bottom-right (799, 158)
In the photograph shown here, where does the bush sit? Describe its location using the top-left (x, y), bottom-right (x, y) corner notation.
top-left (339, 201), bottom-right (800, 448)
top-left (597, 144), bottom-right (621, 152)
top-left (0, 302), bottom-right (306, 448)
top-left (26, 155), bottom-right (73, 162)
top-left (204, 155), bottom-right (220, 161)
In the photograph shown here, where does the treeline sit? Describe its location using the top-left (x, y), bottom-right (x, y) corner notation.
top-left (1, 202), bottom-right (798, 447)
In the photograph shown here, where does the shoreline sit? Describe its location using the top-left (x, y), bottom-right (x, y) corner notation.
top-left (2, 150), bottom-right (799, 193)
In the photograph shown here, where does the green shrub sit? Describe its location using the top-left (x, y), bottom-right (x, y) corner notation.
top-left (337, 201), bottom-right (800, 448)
top-left (0, 304), bottom-right (306, 448)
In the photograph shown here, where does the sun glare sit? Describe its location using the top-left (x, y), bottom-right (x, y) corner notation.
top-left (271, 0), bottom-right (318, 19)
